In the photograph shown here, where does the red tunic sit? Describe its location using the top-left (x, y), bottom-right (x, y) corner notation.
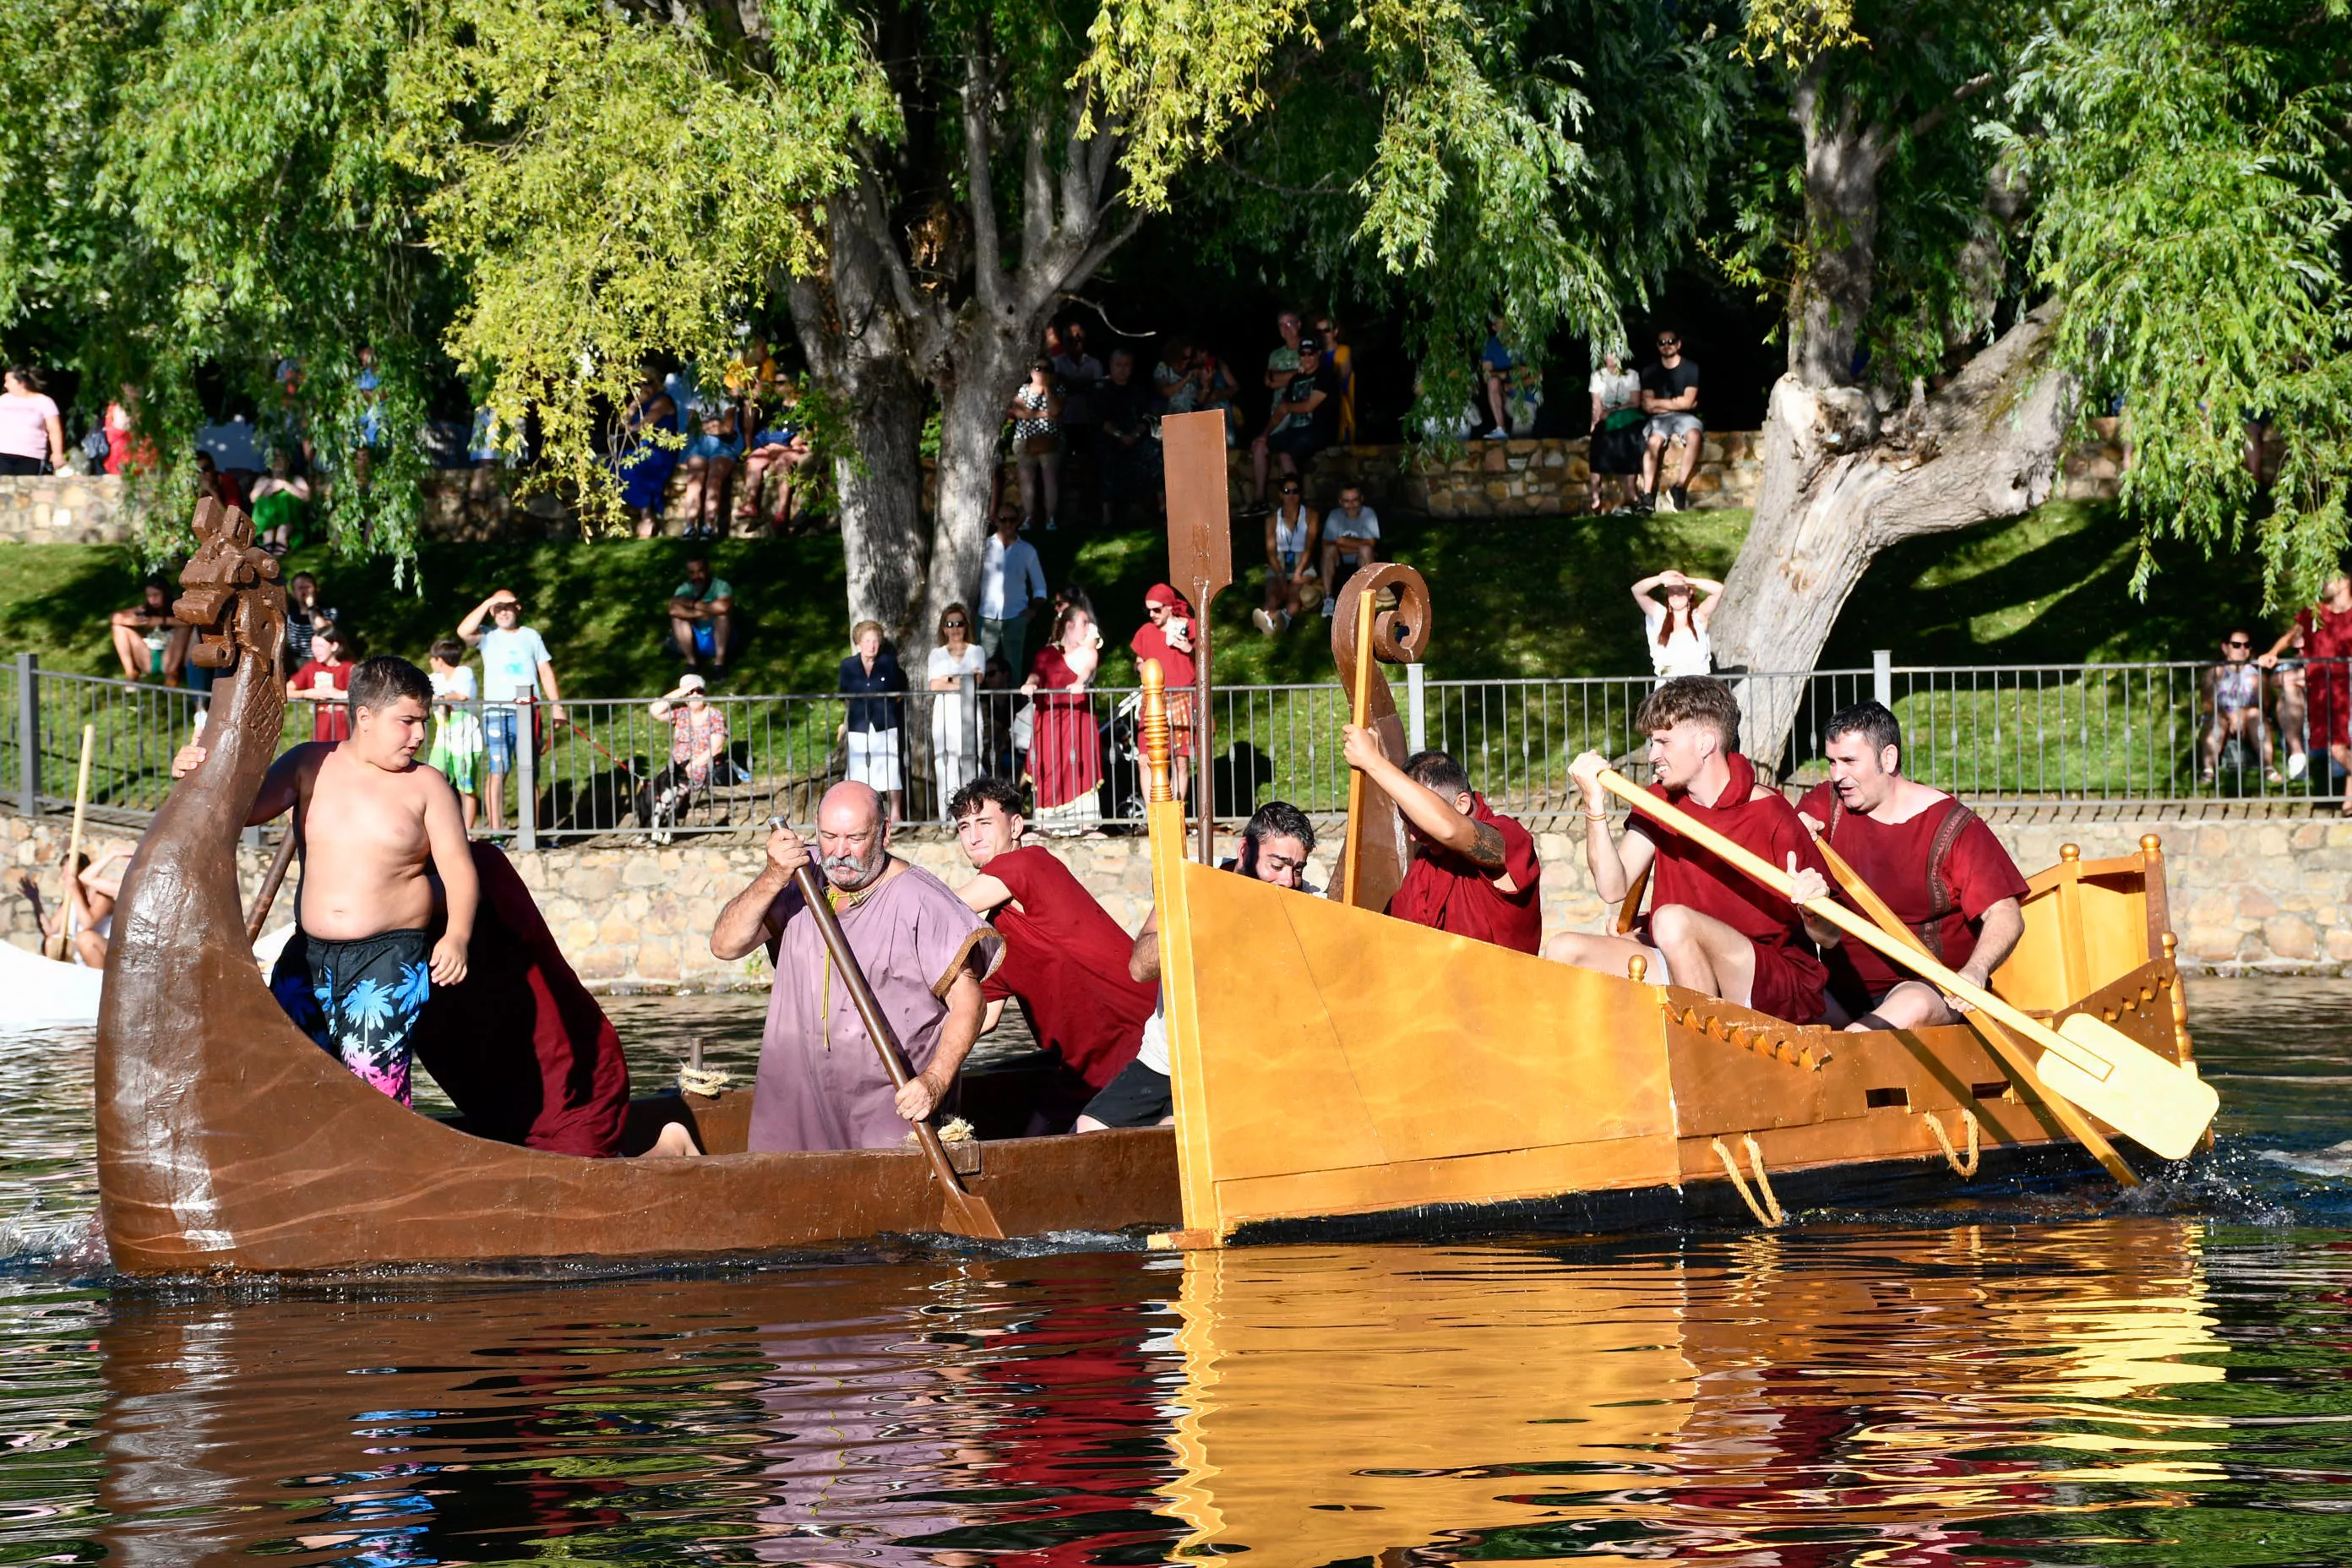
top-left (412, 842), bottom-right (631, 1157)
top-left (978, 845), bottom-right (1155, 1089)
top-left (1386, 792), bottom-right (1544, 954)
top-left (291, 656), bottom-right (353, 742)
top-left (2297, 604), bottom-right (2352, 747)
top-left (1027, 645), bottom-right (1102, 808)
top-left (1795, 783), bottom-right (2029, 1004)
top-left (1127, 623), bottom-right (1197, 755)
top-left (1629, 752), bottom-right (1828, 1023)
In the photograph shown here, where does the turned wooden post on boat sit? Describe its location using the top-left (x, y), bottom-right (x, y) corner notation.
top-left (1162, 411), bottom-right (1233, 863)
top-left (1327, 564), bottom-right (1433, 913)
top-left (1141, 659), bottom-right (1173, 803)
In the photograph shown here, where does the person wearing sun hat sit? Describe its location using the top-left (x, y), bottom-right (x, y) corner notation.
top-left (1129, 583), bottom-right (1197, 799)
top-left (647, 672), bottom-right (730, 843)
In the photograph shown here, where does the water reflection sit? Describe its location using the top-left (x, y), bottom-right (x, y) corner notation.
top-left (53, 1222), bottom-right (2324, 1565)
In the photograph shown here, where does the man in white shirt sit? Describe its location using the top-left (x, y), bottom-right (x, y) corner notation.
top-left (977, 499), bottom-right (1048, 677)
top-left (457, 590), bottom-right (565, 832)
top-left (1319, 485), bottom-right (1380, 615)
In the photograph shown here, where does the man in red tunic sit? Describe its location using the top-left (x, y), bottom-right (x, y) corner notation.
top-left (1794, 701), bottom-right (2029, 1032)
top-left (1339, 732), bottom-right (1544, 953)
top-left (1127, 583), bottom-right (1196, 801)
top-left (1557, 676), bottom-right (1833, 1021)
top-left (951, 775), bottom-right (1156, 1131)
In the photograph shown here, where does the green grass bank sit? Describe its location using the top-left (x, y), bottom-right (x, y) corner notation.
top-left (0, 499), bottom-right (2268, 695)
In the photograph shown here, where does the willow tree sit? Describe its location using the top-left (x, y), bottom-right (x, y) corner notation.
top-left (1707, 0), bottom-right (2352, 760)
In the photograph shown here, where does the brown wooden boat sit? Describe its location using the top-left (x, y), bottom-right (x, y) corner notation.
top-left (95, 496), bottom-right (2208, 1275)
top-left (95, 502), bottom-right (1182, 1275)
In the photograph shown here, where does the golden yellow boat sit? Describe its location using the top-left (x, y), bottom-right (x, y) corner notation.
top-left (1135, 646), bottom-right (2204, 1249)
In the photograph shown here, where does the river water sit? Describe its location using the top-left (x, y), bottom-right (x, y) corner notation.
top-left (3, 979), bottom-right (2349, 1565)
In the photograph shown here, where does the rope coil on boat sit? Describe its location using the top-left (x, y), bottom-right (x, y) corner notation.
top-left (677, 1065), bottom-right (733, 1097)
top-left (1924, 1108), bottom-right (1981, 1178)
top-left (1710, 1135), bottom-right (1784, 1228)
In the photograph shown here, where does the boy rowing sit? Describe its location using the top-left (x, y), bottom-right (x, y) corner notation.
top-left (174, 656), bottom-right (477, 1103)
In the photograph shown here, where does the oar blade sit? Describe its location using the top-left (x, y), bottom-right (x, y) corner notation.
top-left (2034, 1014), bottom-right (2219, 1162)
top-left (939, 1187), bottom-right (1006, 1241)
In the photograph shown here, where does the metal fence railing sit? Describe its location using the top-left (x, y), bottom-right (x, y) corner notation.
top-left (3, 655), bottom-right (2341, 841)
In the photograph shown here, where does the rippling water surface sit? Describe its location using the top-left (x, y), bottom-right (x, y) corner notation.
top-left (2, 980), bottom-right (2350, 1565)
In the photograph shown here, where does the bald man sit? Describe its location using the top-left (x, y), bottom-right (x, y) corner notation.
top-left (712, 782), bottom-right (1004, 1152)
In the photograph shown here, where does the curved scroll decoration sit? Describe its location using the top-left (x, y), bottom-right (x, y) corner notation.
top-left (1327, 563), bottom-right (1431, 914)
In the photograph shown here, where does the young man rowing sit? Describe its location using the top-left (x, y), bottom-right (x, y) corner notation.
top-left (1795, 701), bottom-right (2028, 1032)
top-left (1555, 676), bottom-right (1834, 1021)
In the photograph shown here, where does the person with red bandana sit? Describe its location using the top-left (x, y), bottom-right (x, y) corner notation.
top-left (1554, 675), bottom-right (1834, 1021)
top-left (1338, 734), bottom-right (1544, 953)
top-left (1794, 700), bottom-right (2028, 1032)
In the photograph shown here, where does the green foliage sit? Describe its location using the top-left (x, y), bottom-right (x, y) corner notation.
top-left (387, 0), bottom-right (894, 529)
top-left (1993, 0), bottom-right (2352, 605)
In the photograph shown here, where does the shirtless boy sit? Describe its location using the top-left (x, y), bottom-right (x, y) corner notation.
top-left (174, 656), bottom-right (476, 1103)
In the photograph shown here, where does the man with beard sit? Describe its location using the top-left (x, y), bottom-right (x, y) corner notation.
top-left (1794, 700), bottom-right (2028, 1032)
top-left (711, 781), bottom-right (1003, 1152)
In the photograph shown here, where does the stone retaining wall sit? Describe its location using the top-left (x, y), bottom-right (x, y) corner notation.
top-left (0, 418), bottom-right (2137, 545)
top-left (4, 805), bottom-right (2342, 984)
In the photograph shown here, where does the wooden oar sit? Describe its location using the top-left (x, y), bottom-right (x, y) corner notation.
top-left (46, 724), bottom-right (95, 961)
top-left (1595, 769), bottom-right (2217, 1160)
top-left (789, 862), bottom-right (1004, 1240)
top-left (1341, 587), bottom-right (1379, 908)
top-left (1810, 830), bottom-right (2139, 1187)
top-left (244, 830), bottom-right (298, 945)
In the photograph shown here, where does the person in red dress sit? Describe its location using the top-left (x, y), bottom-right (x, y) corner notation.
top-left (1338, 732), bottom-right (1544, 953)
top-left (1557, 676), bottom-right (1834, 1021)
top-left (950, 775), bottom-right (1155, 1130)
top-left (286, 623), bottom-right (356, 742)
top-left (1023, 602), bottom-right (1103, 830)
top-left (2262, 571), bottom-right (2352, 812)
top-left (1128, 583), bottom-right (1196, 801)
top-left (1793, 701), bottom-right (2029, 1032)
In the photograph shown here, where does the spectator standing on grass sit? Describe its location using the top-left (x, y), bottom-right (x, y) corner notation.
top-left (2202, 628), bottom-right (2280, 787)
top-left (669, 555), bottom-right (736, 674)
top-left (108, 579), bottom-right (194, 686)
top-left (978, 499), bottom-right (1049, 676)
top-left (928, 603), bottom-right (988, 819)
top-left (427, 635), bottom-right (485, 830)
top-left (459, 590), bottom-right (564, 833)
top-left (1022, 602), bottom-right (1102, 835)
top-left (0, 368), bottom-right (64, 476)
top-left (1320, 485), bottom-right (1380, 612)
top-left (1632, 570), bottom-right (1722, 680)
top-left (1587, 349), bottom-right (1646, 513)
top-left (1639, 329), bottom-right (1704, 513)
top-left (1250, 337), bottom-right (1338, 509)
top-left (2261, 573), bottom-right (2352, 811)
top-left (1254, 478), bottom-right (1320, 634)
top-left (1049, 322), bottom-right (1103, 464)
top-left (1096, 349), bottom-right (1161, 525)
top-left (1008, 359), bottom-right (1064, 532)
top-left (841, 621), bottom-right (908, 824)
top-left (287, 623), bottom-right (356, 742)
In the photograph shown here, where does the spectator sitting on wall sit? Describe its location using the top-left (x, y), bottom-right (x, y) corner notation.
top-left (109, 578), bottom-right (195, 687)
top-left (249, 447), bottom-right (313, 557)
top-left (288, 623), bottom-right (356, 743)
top-left (2202, 627), bottom-right (2280, 787)
top-left (0, 367), bottom-right (65, 476)
top-left (1319, 484), bottom-right (1380, 614)
top-left (1262, 308), bottom-right (1304, 400)
top-left (1096, 348), bottom-right (1161, 526)
top-left (1638, 329), bottom-right (1704, 514)
top-left (669, 554), bottom-right (736, 674)
top-left (1479, 320), bottom-right (1517, 440)
top-left (1250, 336), bottom-right (1338, 509)
top-left (616, 372), bottom-right (682, 539)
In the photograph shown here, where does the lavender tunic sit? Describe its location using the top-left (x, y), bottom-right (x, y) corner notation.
top-left (749, 861), bottom-right (1003, 1152)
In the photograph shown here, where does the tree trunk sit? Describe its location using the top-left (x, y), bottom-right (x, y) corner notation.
top-left (1788, 67), bottom-right (1884, 387)
top-left (1709, 302), bottom-right (2076, 767)
top-left (923, 328), bottom-right (1033, 647)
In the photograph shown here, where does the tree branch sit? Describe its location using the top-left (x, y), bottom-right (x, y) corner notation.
top-left (852, 169), bottom-right (928, 335)
top-left (1020, 110), bottom-right (1054, 269)
top-left (962, 52), bottom-right (1004, 318)
top-left (1071, 204), bottom-right (1148, 285)
top-left (1906, 71), bottom-right (1997, 148)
